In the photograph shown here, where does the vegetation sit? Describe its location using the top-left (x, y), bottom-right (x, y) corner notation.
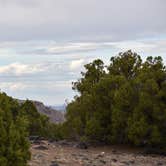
top-left (0, 93), bottom-right (61, 165)
top-left (0, 93), bottom-right (30, 166)
top-left (1, 50), bottom-right (166, 164)
top-left (63, 50), bottom-right (166, 148)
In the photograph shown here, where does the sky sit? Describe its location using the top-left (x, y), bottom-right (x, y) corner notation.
top-left (0, 0), bottom-right (166, 105)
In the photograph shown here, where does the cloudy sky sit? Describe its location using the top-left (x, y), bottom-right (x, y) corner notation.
top-left (0, 0), bottom-right (165, 105)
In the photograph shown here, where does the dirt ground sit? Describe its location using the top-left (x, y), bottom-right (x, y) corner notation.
top-left (29, 140), bottom-right (166, 166)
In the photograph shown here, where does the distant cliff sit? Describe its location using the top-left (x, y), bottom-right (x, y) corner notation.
top-left (17, 99), bottom-right (65, 123)
top-left (33, 101), bottom-right (65, 123)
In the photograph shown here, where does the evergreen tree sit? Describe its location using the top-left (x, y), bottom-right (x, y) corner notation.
top-left (0, 107), bottom-right (30, 166)
top-left (64, 50), bottom-right (166, 149)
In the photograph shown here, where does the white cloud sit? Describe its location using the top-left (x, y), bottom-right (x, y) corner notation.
top-left (47, 42), bottom-right (108, 54)
top-left (70, 59), bottom-right (85, 70)
top-left (0, 80), bottom-right (73, 94)
top-left (0, 82), bottom-right (27, 91)
top-left (0, 39), bottom-right (166, 57)
top-left (0, 41), bottom-right (113, 55)
top-left (0, 62), bottom-right (48, 76)
top-left (9, 82), bottom-right (27, 91)
top-left (1, 40), bottom-right (166, 56)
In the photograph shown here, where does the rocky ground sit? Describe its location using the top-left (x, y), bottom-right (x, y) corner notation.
top-left (29, 140), bottom-right (166, 166)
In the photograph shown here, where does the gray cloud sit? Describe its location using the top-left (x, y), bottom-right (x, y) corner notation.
top-left (0, 0), bottom-right (165, 42)
top-left (0, 39), bottom-right (166, 56)
top-left (0, 0), bottom-right (165, 105)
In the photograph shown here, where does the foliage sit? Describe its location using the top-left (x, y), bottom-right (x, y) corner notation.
top-left (0, 93), bottom-right (30, 166)
top-left (19, 100), bottom-right (63, 140)
top-left (20, 100), bottom-right (49, 137)
top-left (0, 93), bottom-right (63, 165)
top-left (64, 50), bottom-right (166, 148)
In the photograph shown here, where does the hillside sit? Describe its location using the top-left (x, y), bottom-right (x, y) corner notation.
top-left (33, 101), bottom-right (65, 123)
top-left (17, 99), bottom-right (65, 123)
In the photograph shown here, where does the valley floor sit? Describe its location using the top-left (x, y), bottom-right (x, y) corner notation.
top-left (29, 140), bottom-right (166, 166)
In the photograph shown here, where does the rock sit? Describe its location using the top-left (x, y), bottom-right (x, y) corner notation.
top-left (112, 150), bottom-right (117, 153)
top-left (50, 161), bottom-right (59, 166)
top-left (96, 152), bottom-right (105, 159)
top-left (34, 154), bottom-right (43, 159)
top-left (35, 145), bottom-right (48, 150)
top-left (143, 148), bottom-right (166, 156)
top-left (112, 158), bottom-right (117, 162)
top-left (129, 160), bottom-right (135, 164)
top-left (75, 142), bottom-right (88, 149)
top-left (58, 140), bottom-right (70, 146)
top-left (33, 140), bottom-right (43, 145)
top-left (82, 156), bottom-right (89, 161)
top-left (100, 160), bottom-right (106, 164)
top-left (100, 152), bottom-right (105, 156)
top-left (29, 135), bottom-right (40, 143)
top-left (121, 161), bottom-right (130, 165)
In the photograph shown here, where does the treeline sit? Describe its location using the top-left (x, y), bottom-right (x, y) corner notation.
top-left (0, 93), bottom-right (61, 166)
top-left (62, 50), bottom-right (166, 148)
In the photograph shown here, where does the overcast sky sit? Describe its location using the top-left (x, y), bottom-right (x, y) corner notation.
top-left (0, 0), bottom-right (165, 105)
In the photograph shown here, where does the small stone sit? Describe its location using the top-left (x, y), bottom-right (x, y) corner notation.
top-left (34, 154), bottom-right (43, 159)
top-left (112, 158), bottom-right (117, 162)
top-left (112, 149), bottom-right (117, 153)
top-left (100, 160), bottom-right (106, 164)
top-left (82, 157), bottom-right (89, 160)
top-left (121, 161), bottom-right (130, 165)
top-left (51, 161), bottom-right (59, 165)
top-left (35, 145), bottom-right (48, 150)
top-left (96, 152), bottom-right (105, 159)
top-left (75, 142), bottom-right (88, 149)
top-left (33, 140), bottom-right (41, 145)
top-left (130, 160), bottom-right (135, 164)
top-left (100, 152), bottom-right (105, 156)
